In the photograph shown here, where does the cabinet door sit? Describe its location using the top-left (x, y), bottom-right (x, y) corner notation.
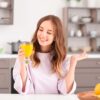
top-left (0, 58), bottom-right (16, 93)
top-left (76, 58), bottom-right (100, 68)
top-left (0, 59), bottom-right (10, 68)
top-left (75, 58), bottom-right (100, 93)
top-left (0, 69), bottom-right (10, 93)
top-left (0, 89), bottom-right (9, 93)
top-left (75, 69), bottom-right (100, 87)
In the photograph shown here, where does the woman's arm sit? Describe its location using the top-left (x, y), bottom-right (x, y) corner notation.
top-left (65, 52), bottom-right (88, 93)
top-left (18, 48), bottom-right (27, 92)
top-left (13, 58), bottom-right (35, 94)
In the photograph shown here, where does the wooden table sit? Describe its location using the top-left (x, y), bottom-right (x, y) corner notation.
top-left (77, 91), bottom-right (100, 100)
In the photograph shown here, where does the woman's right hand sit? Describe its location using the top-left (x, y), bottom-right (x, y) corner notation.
top-left (18, 48), bottom-right (27, 91)
top-left (18, 48), bottom-right (25, 63)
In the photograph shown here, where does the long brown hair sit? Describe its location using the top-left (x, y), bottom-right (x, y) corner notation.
top-left (31, 15), bottom-right (67, 77)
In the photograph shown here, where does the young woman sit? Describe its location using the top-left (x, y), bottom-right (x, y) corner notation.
top-left (13, 15), bottom-right (87, 94)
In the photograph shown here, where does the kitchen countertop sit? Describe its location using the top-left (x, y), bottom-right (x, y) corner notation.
top-left (0, 53), bottom-right (100, 59)
top-left (0, 54), bottom-right (17, 58)
top-left (68, 53), bottom-right (100, 59)
top-left (0, 94), bottom-right (79, 100)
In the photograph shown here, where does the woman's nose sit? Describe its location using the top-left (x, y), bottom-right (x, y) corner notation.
top-left (41, 31), bottom-right (47, 38)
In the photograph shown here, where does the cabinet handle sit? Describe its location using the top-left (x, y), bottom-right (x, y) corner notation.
top-left (96, 62), bottom-right (100, 65)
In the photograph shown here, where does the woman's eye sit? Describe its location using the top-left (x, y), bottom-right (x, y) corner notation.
top-left (39, 29), bottom-right (43, 31)
top-left (47, 32), bottom-right (52, 34)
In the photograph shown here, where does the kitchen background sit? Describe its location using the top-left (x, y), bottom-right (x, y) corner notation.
top-left (0, 0), bottom-right (100, 54)
top-left (0, 0), bottom-right (67, 54)
top-left (0, 0), bottom-right (100, 94)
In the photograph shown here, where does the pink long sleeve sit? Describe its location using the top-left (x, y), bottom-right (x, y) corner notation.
top-left (13, 53), bottom-right (76, 94)
top-left (57, 79), bottom-right (76, 94)
top-left (13, 58), bottom-right (35, 94)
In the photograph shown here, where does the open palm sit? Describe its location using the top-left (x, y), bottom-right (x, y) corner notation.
top-left (71, 52), bottom-right (88, 62)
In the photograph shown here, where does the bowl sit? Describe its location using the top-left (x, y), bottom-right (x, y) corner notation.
top-left (81, 17), bottom-right (92, 23)
top-left (0, 1), bottom-right (9, 8)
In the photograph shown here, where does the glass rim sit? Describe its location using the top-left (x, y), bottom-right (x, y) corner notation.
top-left (21, 41), bottom-right (33, 44)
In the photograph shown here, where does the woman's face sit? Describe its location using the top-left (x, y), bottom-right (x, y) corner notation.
top-left (37, 20), bottom-right (55, 52)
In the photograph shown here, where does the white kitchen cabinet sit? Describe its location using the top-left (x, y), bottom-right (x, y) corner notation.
top-left (0, 0), bottom-right (13, 25)
top-left (0, 69), bottom-right (10, 93)
top-left (0, 55), bottom-right (100, 93)
top-left (0, 58), bottom-right (11, 93)
top-left (0, 58), bottom-right (16, 93)
top-left (75, 58), bottom-right (100, 93)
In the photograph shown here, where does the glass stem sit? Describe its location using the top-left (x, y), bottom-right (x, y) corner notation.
top-left (25, 58), bottom-right (29, 64)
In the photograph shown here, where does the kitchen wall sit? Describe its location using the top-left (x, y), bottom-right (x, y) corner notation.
top-left (0, 0), bottom-right (67, 43)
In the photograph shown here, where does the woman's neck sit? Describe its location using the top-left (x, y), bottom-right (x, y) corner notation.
top-left (40, 46), bottom-right (51, 53)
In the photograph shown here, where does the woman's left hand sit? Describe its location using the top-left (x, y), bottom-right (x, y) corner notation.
top-left (71, 51), bottom-right (88, 62)
top-left (69, 51), bottom-right (88, 69)
top-left (64, 52), bottom-right (88, 92)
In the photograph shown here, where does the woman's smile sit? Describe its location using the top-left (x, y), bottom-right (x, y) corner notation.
top-left (37, 20), bottom-right (55, 49)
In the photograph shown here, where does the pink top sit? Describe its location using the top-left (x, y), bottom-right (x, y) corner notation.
top-left (13, 52), bottom-right (76, 94)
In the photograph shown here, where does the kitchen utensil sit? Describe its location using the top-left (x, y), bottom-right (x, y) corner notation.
top-left (90, 31), bottom-right (97, 38)
top-left (70, 30), bottom-right (75, 37)
top-left (8, 40), bottom-right (22, 54)
top-left (81, 17), bottom-right (92, 23)
top-left (71, 15), bottom-right (80, 23)
top-left (0, 1), bottom-right (9, 8)
top-left (76, 30), bottom-right (82, 37)
top-left (89, 38), bottom-right (97, 52)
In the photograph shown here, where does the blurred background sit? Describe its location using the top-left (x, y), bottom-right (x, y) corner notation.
top-left (0, 0), bottom-right (100, 95)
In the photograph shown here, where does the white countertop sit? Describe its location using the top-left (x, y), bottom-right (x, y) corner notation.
top-left (0, 54), bottom-right (17, 58)
top-left (0, 54), bottom-right (100, 59)
top-left (0, 94), bottom-right (79, 100)
top-left (68, 54), bottom-right (100, 59)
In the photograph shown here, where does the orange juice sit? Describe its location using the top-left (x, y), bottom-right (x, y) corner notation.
top-left (20, 42), bottom-right (33, 58)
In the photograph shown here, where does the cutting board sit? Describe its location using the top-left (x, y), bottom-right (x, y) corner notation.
top-left (77, 91), bottom-right (100, 100)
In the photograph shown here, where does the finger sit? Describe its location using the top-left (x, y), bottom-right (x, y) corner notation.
top-left (81, 52), bottom-right (88, 59)
top-left (18, 49), bottom-right (25, 56)
top-left (18, 52), bottom-right (25, 56)
top-left (18, 48), bottom-right (24, 53)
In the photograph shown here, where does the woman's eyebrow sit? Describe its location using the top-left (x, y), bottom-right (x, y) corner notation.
top-left (48, 30), bottom-right (53, 32)
top-left (39, 26), bottom-right (43, 29)
top-left (39, 26), bottom-right (53, 32)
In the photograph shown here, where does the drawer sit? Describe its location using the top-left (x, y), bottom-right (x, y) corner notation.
top-left (76, 69), bottom-right (100, 73)
top-left (0, 59), bottom-right (10, 68)
top-left (77, 58), bottom-right (100, 68)
top-left (0, 69), bottom-right (10, 88)
top-left (0, 88), bottom-right (9, 93)
top-left (75, 73), bottom-right (100, 87)
top-left (76, 87), bottom-right (94, 93)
